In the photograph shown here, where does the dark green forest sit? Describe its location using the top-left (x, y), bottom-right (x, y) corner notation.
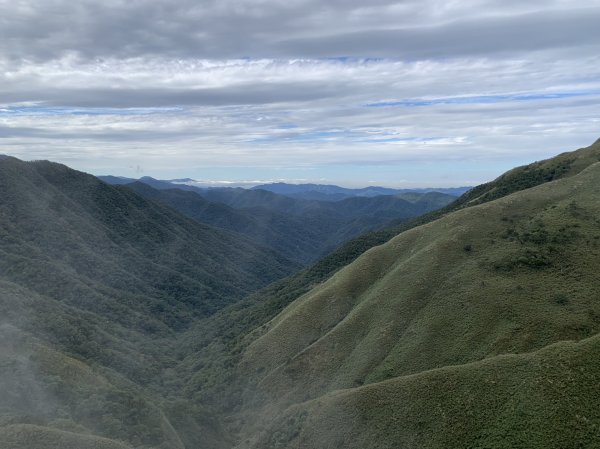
top-left (117, 178), bottom-right (456, 265)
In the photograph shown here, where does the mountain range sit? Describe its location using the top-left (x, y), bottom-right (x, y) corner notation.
top-left (180, 138), bottom-right (600, 448)
top-left (100, 177), bottom-right (470, 200)
top-left (249, 182), bottom-right (471, 201)
top-left (1, 139), bottom-right (600, 448)
top-left (100, 176), bottom-right (457, 264)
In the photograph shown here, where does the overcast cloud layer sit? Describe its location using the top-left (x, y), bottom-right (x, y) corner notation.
top-left (1, 0), bottom-right (600, 186)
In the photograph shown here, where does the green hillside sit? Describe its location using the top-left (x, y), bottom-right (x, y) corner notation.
top-left (178, 139), bottom-right (600, 411)
top-left (3, 140), bottom-right (600, 449)
top-left (243, 161), bottom-right (600, 394)
top-left (0, 425), bottom-right (133, 449)
top-left (0, 157), bottom-right (295, 327)
top-left (0, 157), bottom-right (296, 448)
top-left (330, 137), bottom-right (600, 275)
top-left (226, 146), bottom-right (600, 447)
top-left (246, 334), bottom-right (600, 449)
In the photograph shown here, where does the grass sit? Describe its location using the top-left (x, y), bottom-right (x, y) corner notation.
top-left (247, 332), bottom-right (600, 449)
top-left (232, 152), bottom-right (600, 447)
top-left (179, 139), bottom-right (600, 415)
top-left (0, 425), bottom-right (133, 449)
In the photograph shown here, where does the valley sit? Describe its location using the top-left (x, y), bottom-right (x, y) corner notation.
top-left (1, 139), bottom-right (600, 448)
top-left (100, 176), bottom-right (457, 265)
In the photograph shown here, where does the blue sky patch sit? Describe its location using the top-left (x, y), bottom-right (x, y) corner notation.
top-left (365, 91), bottom-right (600, 108)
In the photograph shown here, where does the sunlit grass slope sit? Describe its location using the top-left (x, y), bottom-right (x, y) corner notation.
top-left (0, 425), bottom-right (133, 449)
top-left (247, 333), bottom-right (600, 449)
top-left (244, 161), bottom-right (600, 401)
top-left (179, 139), bottom-right (600, 412)
top-left (235, 155), bottom-right (600, 447)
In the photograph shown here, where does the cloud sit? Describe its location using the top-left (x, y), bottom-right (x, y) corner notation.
top-left (276, 8), bottom-right (600, 59)
top-left (1, 0), bottom-right (599, 186)
top-left (2, 0), bottom-right (600, 60)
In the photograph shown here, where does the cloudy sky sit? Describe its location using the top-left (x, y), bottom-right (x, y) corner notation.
top-left (1, 0), bottom-right (600, 187)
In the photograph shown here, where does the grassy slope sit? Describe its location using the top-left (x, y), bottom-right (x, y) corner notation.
top-left (246, 333), bottom-right (600, 449)
top-left (242, 161), bottom-right (600, 404)
top-left (229, 149), bottom-right (600, 446)
top-left (261, 138), bottom-right (600, 314)
top-left (179, 139), bottom-right (600, 411)
top-left (318, 137), bottom-right (600, 277)
top-left (3, 141), bottom-right (599, 449)
top-left (0, 425), bottom-right (133, 449)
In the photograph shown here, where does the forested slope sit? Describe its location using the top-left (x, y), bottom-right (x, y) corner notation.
top-left (0, 157), bottom-right (295, 448)
top-left (124, 180), bottom-right (455, 265)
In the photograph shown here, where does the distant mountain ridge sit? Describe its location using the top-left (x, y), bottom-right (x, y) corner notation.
top-left (101, 177), bottom-right (457, 264)
top-left (250, 182), bottom-right (471, 200)
top-left (97, 176), bottom-right (470, 200)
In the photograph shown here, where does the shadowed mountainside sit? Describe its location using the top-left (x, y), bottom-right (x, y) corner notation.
top-left (0, 157), bottom-right (296, 326)
top-left (123, 181), bottom-right (456, 265)
top-left (0, 157), bottom-right (296, 448)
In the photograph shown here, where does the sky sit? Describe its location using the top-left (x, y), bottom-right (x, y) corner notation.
top-left (1, 0), bottom-right (600, 187)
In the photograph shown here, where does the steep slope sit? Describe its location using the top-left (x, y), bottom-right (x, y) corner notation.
top-left (242, 161), bottom-right (600, 397)
top-left (247, 334), bottom-right (600, 449)
top-left (292, 138), bottom-right (600, 293)
top-left (458, 139), bottom-right (600, 206)
top-left (180, 141), bottom-right (600, 449)
top-left (4, 140), bottom-right (600, 449)
top-left (178, 140), bottom-right (600, 413)
top-left (232, 155), bottom-right (600, 447)
top-left (0, 157), bottom-right (296, 448)
top-left (0, 157), bottom-right (295, 327)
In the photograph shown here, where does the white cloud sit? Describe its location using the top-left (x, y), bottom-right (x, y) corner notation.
top-left (1, 0), bottom-right (599, 185)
